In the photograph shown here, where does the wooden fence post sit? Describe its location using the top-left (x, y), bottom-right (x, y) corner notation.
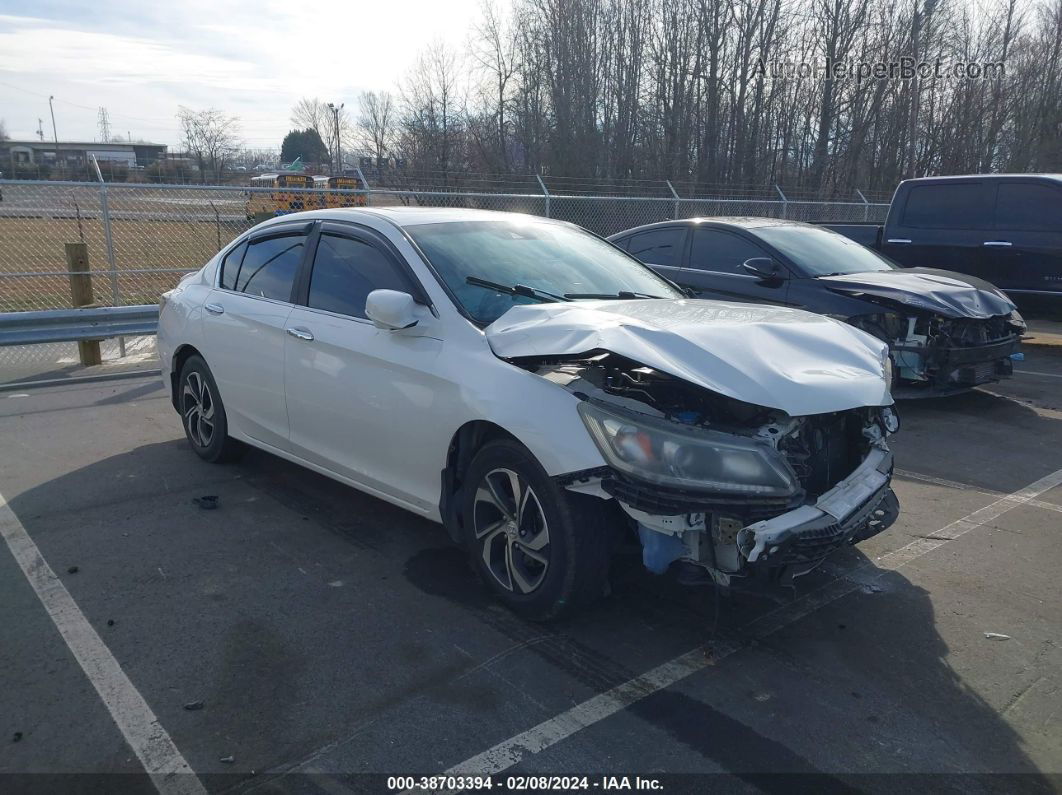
top-left (65, 242), bottom-right (102, 366)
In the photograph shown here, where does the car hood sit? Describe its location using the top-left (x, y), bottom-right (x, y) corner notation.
top-left (817, 268), bottom-right (1016, 319)
top-left (485, 299), bottom-right (892, 416)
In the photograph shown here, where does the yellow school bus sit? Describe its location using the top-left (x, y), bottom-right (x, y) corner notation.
top-left (245, 173), bottom-right (315, 220)
top-left (312, 175), bottom-right (367, 209)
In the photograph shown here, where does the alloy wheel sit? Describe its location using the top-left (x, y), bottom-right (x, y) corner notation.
top-left (472, 467), bottom-right (551, 594)
top-left (181, 371), bottom-right (215, 449)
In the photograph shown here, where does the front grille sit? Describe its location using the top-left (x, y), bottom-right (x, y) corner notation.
top-left (780, 412), bottom-right (866, 499)
top-left (953, 360), bottom-right (997, 384)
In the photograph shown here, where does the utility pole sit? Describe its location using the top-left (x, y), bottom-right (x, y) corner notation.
top-left (36, 118), bottom-right (44, 141)
top-left (48, 96), bottom-right (59, 146)
top-left (327, 101), bottom-right (344, 174)
top-left (48, 95), bottom-right (60, 175)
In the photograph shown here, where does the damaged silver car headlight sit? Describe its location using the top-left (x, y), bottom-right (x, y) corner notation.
top-left (577, 401), bottom-right (798, 496)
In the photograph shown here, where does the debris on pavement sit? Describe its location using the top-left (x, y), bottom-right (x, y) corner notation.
top-left (984, 632), bottom-right (1011, 641)
top-left (183, 700), bottom-right (204, 711)
top-left (106, 619), bottom-right (115, 627)
top-left (12, 732), bottom-right (23, 743)
top-left (66, 565), bottom-right (79, 574)
top-left (193, 495), bottom-right (219, 510)
top-left (219, 755), bottom-right (235, 764)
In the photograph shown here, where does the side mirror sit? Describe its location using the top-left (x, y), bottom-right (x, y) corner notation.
top-left (741, 257), bottom-right (785, 281)
top-left (365, 289), bottom-right (419, 330)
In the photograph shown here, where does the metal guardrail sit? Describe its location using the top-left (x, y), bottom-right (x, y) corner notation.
top-left (0, 305), bottom-right (159, 346)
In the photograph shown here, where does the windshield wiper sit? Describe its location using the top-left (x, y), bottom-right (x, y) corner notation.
top-left (465, 276), bottom-right (569, 302)
top-left (563, 291), bottom-right (667, 300)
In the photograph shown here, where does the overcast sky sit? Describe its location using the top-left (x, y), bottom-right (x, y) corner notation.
top-left (0, 0), bottom-right (485, 147)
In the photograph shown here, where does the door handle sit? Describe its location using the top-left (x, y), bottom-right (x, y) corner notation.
top-left (286, 326), bottom-right (314, 341)
top-left (886, 238), bottom-right (912, 244)
top-left (204, 302), bottom-right (224, 315)
top-left (983, 241), bottom-right (1013, 247)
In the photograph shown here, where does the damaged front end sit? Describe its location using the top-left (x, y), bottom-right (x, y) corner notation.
top-left (531, 352), bottom-right (900, 590)
top-left (849, 311), bottom-right (1024, 395)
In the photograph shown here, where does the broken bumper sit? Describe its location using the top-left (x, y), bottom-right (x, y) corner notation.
top-left (894, 336), bottom-right (1019, 390)
top-left (739, 446), bottom-right (897, 568)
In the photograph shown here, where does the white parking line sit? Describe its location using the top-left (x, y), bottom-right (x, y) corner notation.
top-left (443, 467), bottom-right (1062, 778)
top-left (896, 468), bottom-right (1062, 514)
top-left (1015, 369), bottom-right (1062, 379)
top-left (0, 492), bottom-right (206, 795)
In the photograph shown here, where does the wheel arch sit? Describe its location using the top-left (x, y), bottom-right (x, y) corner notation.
top-left (439, 420), bottom-right (522, 543)
top-left (169, 344), bottom-right (203, 411)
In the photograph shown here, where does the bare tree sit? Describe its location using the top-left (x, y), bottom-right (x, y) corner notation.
top-left (398, 43), bottom-right (468, 180)
top-left (177, 107), bottom-right (242, 183)
top-left (376, 0), bottom-right (1062, 195)
top-left (357, 90), bottom-right (396, 167)
top-left (469, 0), bottom-right (520, 170)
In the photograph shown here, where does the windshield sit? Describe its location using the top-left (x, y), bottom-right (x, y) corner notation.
top-left (754, 225), bottom-right (896, 277)
top-left (406, 219), bottom-right (684, 324)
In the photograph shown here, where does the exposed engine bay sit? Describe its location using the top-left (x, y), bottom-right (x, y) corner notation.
top-left (518, 350), bottom-right (899, 589)
top-left (849, 311), bottom-right (1024, 394)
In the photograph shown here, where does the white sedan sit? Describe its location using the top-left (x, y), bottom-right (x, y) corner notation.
top-left (158, 208), bottom-right (900, 619)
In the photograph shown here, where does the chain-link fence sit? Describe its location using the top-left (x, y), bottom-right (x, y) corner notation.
top-left (0, 178), bottom-right (888, 382)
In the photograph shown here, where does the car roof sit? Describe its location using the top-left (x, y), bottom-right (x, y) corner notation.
top-left (605, 216), bottom-right (816, 239)
top-left (251, 206), bottom-right (571, 231)
top-left (899, 173), bottom-right (1062, 184)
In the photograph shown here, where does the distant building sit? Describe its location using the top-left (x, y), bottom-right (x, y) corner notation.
top-left (0, 140), bottom-right (168, 171)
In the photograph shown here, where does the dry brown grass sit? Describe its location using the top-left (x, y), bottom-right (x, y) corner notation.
top-left (0, 216), bottom-right (252, 311)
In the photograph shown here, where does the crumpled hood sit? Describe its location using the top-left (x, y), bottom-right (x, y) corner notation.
top-left (485, 299), bottom-right (892, 416)
top-left (818, 268), bottom-right (1016, 319)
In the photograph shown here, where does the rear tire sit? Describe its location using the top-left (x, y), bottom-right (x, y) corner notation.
top-left (178, 355), bottom-right (244, 464)
top-left (460, 439), bottom-right (612, 621)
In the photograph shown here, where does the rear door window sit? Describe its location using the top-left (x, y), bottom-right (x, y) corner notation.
top-left (901, 183), bottom-right (989, 229)
top-left (995, 183), bottom-right (1062, 231)
top-left (233, 232), bottom-right (307, 301)
top-left (688, 227), bottom-right (772, 273)
top-left (218, 241), bottom-right (247, 291)
top-left (625, 228), bottom-right (685, 267)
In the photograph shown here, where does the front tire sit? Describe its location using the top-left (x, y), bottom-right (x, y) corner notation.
top-left (178, 355), bottom-right (244, 463)
top-left (460, 439), bottom-right (612, 621)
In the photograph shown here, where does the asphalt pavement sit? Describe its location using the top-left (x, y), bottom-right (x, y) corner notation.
top-left (1, 350), bottom-right (1061, 794)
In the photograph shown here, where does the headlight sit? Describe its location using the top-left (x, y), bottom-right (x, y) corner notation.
top-left (1008, 309), bottom-right (1026, 332)
top-left (577, 401), bottom-right (798, 496)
